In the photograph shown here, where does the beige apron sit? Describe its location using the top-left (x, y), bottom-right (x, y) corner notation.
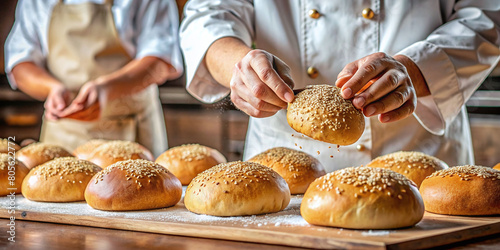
top-left (41, 0), bottom-right (167, 157)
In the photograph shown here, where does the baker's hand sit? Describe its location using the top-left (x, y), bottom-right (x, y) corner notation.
top-left (230, 49), bottom-right (295, 118)
top-left (335, 52), bottom-right (417, 123)
top-left (59, 81), bottom-right (101, 121)
top-left (44, 85), bottom-right (72, 121)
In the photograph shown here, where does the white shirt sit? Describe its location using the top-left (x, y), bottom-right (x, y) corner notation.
top-left (180, 0), bottom-right (500, 172)
top-left (4, 0), bottom-right (184, 87)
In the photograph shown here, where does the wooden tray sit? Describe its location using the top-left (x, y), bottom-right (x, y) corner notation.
top-left (1, 194), bottom-right (499, 249)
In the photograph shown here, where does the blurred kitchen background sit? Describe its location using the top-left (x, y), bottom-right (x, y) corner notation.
top-left (1, 0), bottom-right (499, 166)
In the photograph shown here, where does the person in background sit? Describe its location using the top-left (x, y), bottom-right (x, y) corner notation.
top-left (4, 0), bottom-right (183, 157)
top-left (180, 0), bottom-right (500, 172)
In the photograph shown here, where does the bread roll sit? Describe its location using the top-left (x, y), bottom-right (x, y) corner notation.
top-left (493, 163), bottom-right (500, 170)
top-left (85, 159), bottom-right (182, 211)
top-left (73, 139), bottom-right (108, 160)
top-left (0, 138), bottom-right (20, 154)
top-left (16, 142), bottom-right (73, 169)
top-left (184, 161), bottom-right (290, 216)
top-left (366, 151), bottom-right (448, 188)
top-left (0, 153), bottom-right (30, 196)
top-left (21, 157), bottom-right (101, 202)
top-left (419, 165), bottom-right (500, 216)
top-left (155, 144), bottom-right (227, 185)
top-left (248, 147), bottom-right (326, 194)
top-left (87, 140), bottom-right (154, 168)
top-left (301, 167), bottom-right (424, 229)
top-left (287, 85), bottom-right (364, 145)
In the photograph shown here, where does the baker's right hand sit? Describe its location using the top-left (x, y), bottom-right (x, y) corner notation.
top-left (44, 85), bottom-right (72, 121)
top-left (230, 49), bottom-right (295, 118)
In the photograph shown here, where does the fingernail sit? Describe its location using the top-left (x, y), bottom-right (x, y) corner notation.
top-left (354, 97), bottom-right (365, 107)
top-left (342, 88), bottom-right (353, 98)
top-left (365, 106), bottom-right (376, 116)
top-left (284, 92), bottom-right (294, 103)
top-left (381, 115), bottom-right (390, 122)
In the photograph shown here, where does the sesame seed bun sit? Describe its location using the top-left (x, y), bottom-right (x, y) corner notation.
top-left (73, 139), bottom-right (109, 160)
top-left (184, 161), bottom-right (290, 216)
top-left (87, 140), bottom-right (154, 168)
top-left (419, 165), bottom-right (500, 216)
top-left (248, 147), bottom-right (326, 194)
top-left (21, 157), bottom-right (101, 202)
top-left (85, 159), bottom-right (182, 211)
top-left (155, 144), bottom-right (227, 185)
top-left (366, 151), bottom-right (448, 188)
top-left (16, 142), bottom-right (73, 169)
top-left (301, 167), bottom-right (424, 229)
top-left (0, 138), bottom-right (20, 154)
top-left (287, 85), bottom-right (365, 145)
top-left (0, 153), bottom-right (30, 196)
top-left (493, 163), bottom-right (500, 171)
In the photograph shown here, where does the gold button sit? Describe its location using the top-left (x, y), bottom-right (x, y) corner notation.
top-left (356, 144), bottom-right (366, 151)
top-left (308, 9), bottom-right (321, 19)
top-left (307, 67), bottom-right (319, 79)
top-left (362, 8), bottom-right (375, 19)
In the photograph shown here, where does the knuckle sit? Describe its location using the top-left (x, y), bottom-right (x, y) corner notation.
top-left (363, 63), bottom-right (377, 74)
top-left (393, 91), bottom-right (406, 105)
top-left (258, 68), bottom-right (274, 82)
top-left (252, 84), bottom-right (267, 98)
top-left (254, 100), bottom-right (267, 110)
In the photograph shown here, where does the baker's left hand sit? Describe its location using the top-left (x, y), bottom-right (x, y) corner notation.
top-left (335, 52), bottom-right (417, 123)
top-left (58, 81), bottom-right (102, 121)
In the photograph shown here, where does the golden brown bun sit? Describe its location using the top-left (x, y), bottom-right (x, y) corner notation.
top-left (87, 140), bottom-right (154, 168)
top-left (248, 147), bottom-right (326, 194)
top-left (419, 165), bottom-right (500, 216)
top-left (301, 167), bottom-right (424, 229)
top-left (16, 142), bottom-right (73, 169)
top-left (366, 151), bottom-right (448, 188)
top-left (73, 139), bottom-right (109, 160)
top-left (0, 153), bottom-right (30, 196)
top-left (493, 163), bottom-right (500, 170)
top-left (184, 161), bottom-right (290, 216)
top-left (0, 139), bottom-right (21, 154)
top-left (21, 157), bottom-right (102, 202)
top-left (155, 144), bottom-right (227, 185)
top-left (287, 85), bottom-right (364, 145)
top-left (85, 159), bottom-right (182, 211)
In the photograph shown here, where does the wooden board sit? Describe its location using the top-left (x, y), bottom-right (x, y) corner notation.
top-left (1, 194), bottom-right (499, 249)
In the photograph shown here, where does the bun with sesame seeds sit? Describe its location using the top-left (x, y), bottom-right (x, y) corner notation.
top-left (85, 159), bottom-right (182, 211)
top-left (0, 138), bottom-right (21, 154)
top-left (87, 140), bottom-right (154, 168)
top-left (73, 139), bottom-right (109, 160)
top-left (155, 144), bottom-right (227, 185)
top-left (301, 167), bottom-right (424, 229)
top-left (0, 153), bottom-right (30, 196)
top-left (21, 157), bottom-right (101, 202)
top-left (419, 165), bottom-right (500, 216)
top-left (366, 151), bottom-right (448, 188)
top-left (16, 142), bottom-right (73, 169)
top-left (287, 85), bottom-right (365, 145)
top-left (184, 161), bottom-right (291, 216)
top-left (248, 147), bottom-right (326, 194)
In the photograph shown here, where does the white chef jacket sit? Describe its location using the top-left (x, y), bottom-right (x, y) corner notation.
top-left (180, 0), bottom-right (500, 172)
top-left (4, 0), bottom-right (184, 87)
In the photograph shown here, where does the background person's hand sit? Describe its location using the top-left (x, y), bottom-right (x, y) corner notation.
top-left (229, 49), bottom-right (295, 118)
top-left (335, 52), bottom-right (417, 123)
top-left (44, 85), bottom-right (73, 121)
top-left (58, 81), bottom-right (102, 121)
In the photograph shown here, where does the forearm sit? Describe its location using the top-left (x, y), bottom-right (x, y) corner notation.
top-left (394, 55), bottom-right (430, 98)
top-left (11, 62), bottom-right (64, 101)
top-left (205, 37), bottom-right (252, 88)
top-left (95, 56), bottom-right (180, 101)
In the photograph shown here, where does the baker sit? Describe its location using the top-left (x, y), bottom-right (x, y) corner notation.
top-left (5, 0), bottom-right (183, 157)
top-left (180, 1), bottom-right (500, 171)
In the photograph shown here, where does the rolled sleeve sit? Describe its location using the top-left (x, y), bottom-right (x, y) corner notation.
top-left (179, 0), bottom-right (254, 103)
top-left (134, 0), bottom-right (183, 74)
top-left (398, 3), bottom-right (500, 135)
